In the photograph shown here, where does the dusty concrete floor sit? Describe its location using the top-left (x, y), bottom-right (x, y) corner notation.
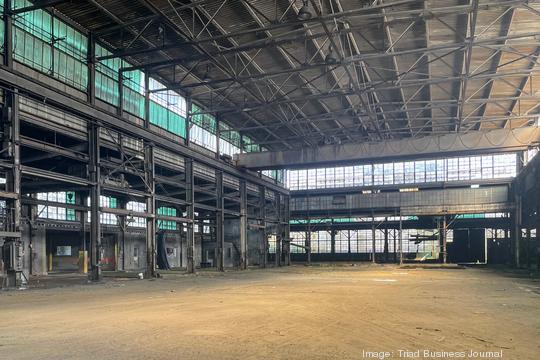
top-left (1, 265), bottom-right (539, 360)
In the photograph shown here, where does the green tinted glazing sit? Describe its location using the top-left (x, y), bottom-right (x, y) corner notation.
top-left (11, 0), bottom-right (87, 90)
top-left (243, 135), bottom-right (261, 152)
top-left (191, 104), bottom-right (216, 134)
top-left (150, 101), bottom-right (186, 137)
top-left (158, 207), bottom-right (177, 230)
top-left (95, 44), bottom-right (120, 105)
top-left (66, 191), bottom-right (76, 221)
top-left (219, 121), bottom-right (241, 147)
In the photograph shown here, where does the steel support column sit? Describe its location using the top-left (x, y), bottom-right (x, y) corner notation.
top-left (215, 116), bottom-right (220, 160)
top-left (259, 185), bottom-right (266, 268)
top-left (117, 71), bottom-right (124, 117)
top-left (145, 142), bottom-right (156, 278)
top-left (371, 214), bottom-right (376, 264)
top-left (306, 228), bottom-right (311, 265)
top-left (117, 198), bottom-right (125, 271)
top-left (2, 88), bottom-right (22, 287)
top-left (399, 214), bottom-right (403, 265)
top-left (306, 194), bottom-right (311, 264)
top-left (185, 158), bottom-right (195, 273)
top-left (88, 123), bottom-right (101, 281)
top-left (215, 170), bottom-right (224, 271)
top-left (185, 97), bottom-right (192, 146)
top-left (526, 228), bottom-right (531, 269)
top-left (239, 179), bottom-right (247, 269)
top-left (275, 192), bottom-right (282, 267)
top-left (384, 222), bottom-right (389, 262)
top-left (3, 0), bottom-right (13, 68)
top-left (144, 72), bottom-right (150, 128)
top-left (513, 193), bottom-right (522, 267)
top-left (442, 216), bottom-right (447, 264)
top-left (504, 227), bottom-right (510, 264)
top-left (87, 32), bottom-right (96, 105)
top-left (79, 193), bottom-right (88, 274)
top-left (331, 228), bottom-right (336, 258)
top-left (393, 228), bottom-right (397, 262)
top-left (284, 194), bottom-right (290, 266)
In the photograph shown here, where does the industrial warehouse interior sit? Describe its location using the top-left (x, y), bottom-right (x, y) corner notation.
top-left (1, 0), bottom-right (540, 359)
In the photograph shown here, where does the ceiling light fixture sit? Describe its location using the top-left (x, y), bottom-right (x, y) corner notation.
top-left (325, 45), bottom-right (338, 64)
top-left (202, 64), bottom-right (211, 82)
top-left (157, 24), bottom-right (165, 43)
top-left (297, 0), bottom-right (312, 21)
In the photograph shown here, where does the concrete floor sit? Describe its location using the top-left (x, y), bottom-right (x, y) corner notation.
top-left (1, 265), bottom-right (539, 360)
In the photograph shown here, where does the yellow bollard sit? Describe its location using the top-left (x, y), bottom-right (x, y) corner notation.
top-left (114, 242), bottom-right (118, 271)
top-left (48, 252), bottom-right (53, 272)
top-left (79, 250), bottom-right (88, 274)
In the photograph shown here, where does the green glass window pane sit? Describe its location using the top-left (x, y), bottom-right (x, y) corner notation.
top-left (148, 102), bottom-right (185, 138)
top-left (123, 69), bottom-right (144, 93)
top-left (10, 2), bottom-right (88, 90)
top-left (53, 19), bottom-right (86, 61)
top-left (13, 27), bottom-right (52, 74)
top-left (97, 73), bottom-right (119, 105)
top-left (66, 191), bottom-right (75, 204)
top-left (170, 113), bottom-right (185, 137)
top-left (218, 122), bottom-right (240, 147)
top-left (66, 209), bottom-right (76, 221)
top-left (191, 104), bottom-right (216, 134)
top-left (13, 1), bottom-right (52, 43)
top-left (157, 207), bottom-right (177, 230)
top-left (123, 87), bottom-right (145, 118)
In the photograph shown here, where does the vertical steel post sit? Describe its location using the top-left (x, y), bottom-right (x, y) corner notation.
top-left (3, 89), bottom-right (21, 286)
top-left (504, 227), bottom-right (509, 264)
top-left (144, 71), bottom-right (150, 128)
top-left (513, 193), bottom-right (522, 268)
top-left (384, 221), bottom-right (389, 262)
top-left (371, 215), bottom-right (376, 264)
top-left (275, 191), bottom-right (281, 267)
top-left (215, 115), bottom-right (220, 160)
top-left (306, 194), bottom-right (311, 264)
top-left (259, 185), bottom-right (266, 268)
top-left (526, 228), bottom-right (531, 269)
top-left (284, 194), bottom-right (291, 266)
top-left (145, 143), bottom-right (156, 278)
top-left (306, 225), bottom-right (311, 265)
top-left (89, 123), bottom-right (101, 281)
top-left (185, 158), bottom-right (195, 273)
top-left (3, 0), bottom-right (13, 68)
top-left (399, 212), bottom-right (403, 265)
top-left (117, 198), bottom-right (125, 271)
top-left (442, 216), bottom-right (447, 264)
top-left (87, 32), bottom-right (96, 105)
top-left (239, 179), bottom-right (247, 269)
top-left (215, 170), bottom-right (224, 271)
top-left (393, 229), bottom-right (397, 262)
top-left (117, 70), bottom-right (124, 117)
top-left (79, 194), bottom-right (87, 274)
top-left (185, 97), bottom-right (192, 146)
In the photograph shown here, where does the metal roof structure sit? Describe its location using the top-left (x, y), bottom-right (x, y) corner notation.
top-left (50, 0), bottom-right (540, 150)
